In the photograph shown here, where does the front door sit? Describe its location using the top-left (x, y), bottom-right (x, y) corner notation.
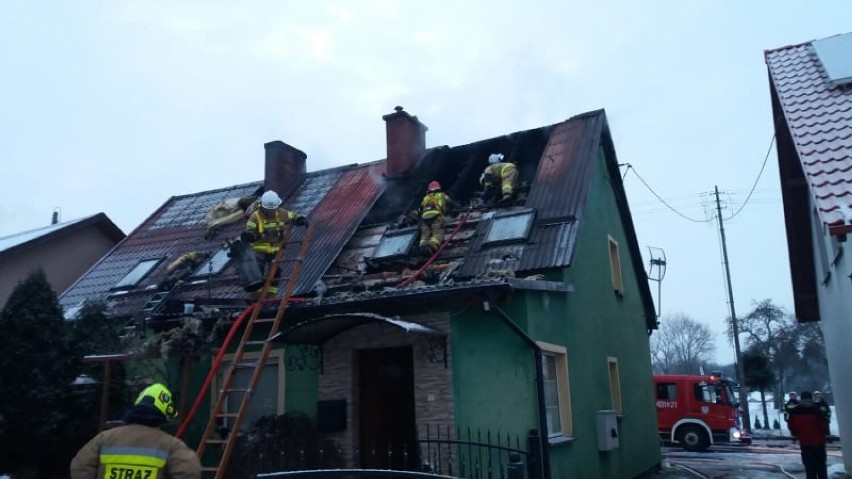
top-left (358, 346), bottom-right (416, 470)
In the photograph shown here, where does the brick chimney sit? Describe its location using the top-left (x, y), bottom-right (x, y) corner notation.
top-left (382, 106), bottom-right (427, 177)
top-left (264, 141), bottom-right (307, 197)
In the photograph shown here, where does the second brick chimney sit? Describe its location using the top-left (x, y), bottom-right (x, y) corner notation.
top-left (382, 106), bottom-right (427, 178)
top-left (264, 141), bottom-right (307, 197)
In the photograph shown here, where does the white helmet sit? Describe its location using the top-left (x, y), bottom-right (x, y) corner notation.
top-left (488, 153), bottom-right (504, 165)
top-left (260, 191), bottom-right (282, 210)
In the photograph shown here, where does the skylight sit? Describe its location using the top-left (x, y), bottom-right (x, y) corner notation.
top-left (193, 248), bottom-right (231, 277)
top-left (113, 258), bottom-right (161, 289)
top-left (372, 227), bottom-right (418, 260)
top-left (484, 209), bottom-right (536, 245)
top-left (813, 33), bottom-right (852, 87)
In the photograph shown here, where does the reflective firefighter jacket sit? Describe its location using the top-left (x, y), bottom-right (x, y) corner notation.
top-left (245, 208), bottom-right (299, 254)
top-left (420, 192), bottom-right (454, 220)
top-left (70, 423), bottom-right (201, 479)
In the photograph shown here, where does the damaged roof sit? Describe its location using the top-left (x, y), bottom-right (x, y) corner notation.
top-left (60, 109), bottom-right (655, 329)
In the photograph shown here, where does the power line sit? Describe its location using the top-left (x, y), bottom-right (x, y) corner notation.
top-left (623, 165), bottom-right (711, 223)
top-left (728, 134), bottom-right (776, 220)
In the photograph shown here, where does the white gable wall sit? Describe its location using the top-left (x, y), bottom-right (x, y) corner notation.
top-left (809, 196), bottom-right (852, 474)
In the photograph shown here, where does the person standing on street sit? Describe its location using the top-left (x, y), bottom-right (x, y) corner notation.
top-left (70, 383), bottom-right (201, 479)
top-left (787, 390), bottom-right (829, 479)
top-left (784, 391), bottom-right (799, 421)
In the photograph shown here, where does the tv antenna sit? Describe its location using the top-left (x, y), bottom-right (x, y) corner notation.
top-left (646, 246), bottom-right (667, 318)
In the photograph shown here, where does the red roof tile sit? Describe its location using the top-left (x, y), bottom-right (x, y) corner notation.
top-left (766, 39), bottom-right (852, 226)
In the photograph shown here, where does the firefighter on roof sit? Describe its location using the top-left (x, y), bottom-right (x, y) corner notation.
top-left (480, 153), bottom-right (518, 205)
top-left (241, 190), bottom-right (308, 297)
top-left (418, 181), bottom-right (455, 255)
top-left (70, 383), bottom-right (201, 479)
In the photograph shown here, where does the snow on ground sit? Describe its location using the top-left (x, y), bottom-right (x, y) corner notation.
top-left (746, 393), bottom-right (840, 437)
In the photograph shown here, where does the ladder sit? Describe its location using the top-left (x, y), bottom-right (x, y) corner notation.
top-left (195, 224), bottom-right (314, 478)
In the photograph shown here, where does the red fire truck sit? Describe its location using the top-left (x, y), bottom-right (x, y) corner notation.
top-left (653, 373), bottom-right (750, 451)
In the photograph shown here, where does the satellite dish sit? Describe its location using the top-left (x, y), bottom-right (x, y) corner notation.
top-left (647, 247), bottom-right (667, 318)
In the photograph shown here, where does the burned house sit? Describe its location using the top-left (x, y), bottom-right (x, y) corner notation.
top-left (60, 107), bottom-right (661, 479)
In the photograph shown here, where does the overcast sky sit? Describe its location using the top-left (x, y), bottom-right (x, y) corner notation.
top-left (2, 1), bottom-right (850, 364)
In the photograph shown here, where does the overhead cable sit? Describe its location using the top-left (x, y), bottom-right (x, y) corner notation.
top-left (623, 165), bottom-right (711, 223)
top-left (728, 134), bottom-right (776, 220)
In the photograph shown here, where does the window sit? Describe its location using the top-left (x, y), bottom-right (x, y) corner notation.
top-left (607, 357), bottom-right (622, 415)
top-left (656, 382), bottom-right (676, 400)
top-left (372, 227), bottom-right (418, 260)
top-left (693, 382), bottom-right (717, 404)
top-left (812, 33), bottom-right (852, 87)
top-left (811, 208), bottom-right (831, 284)
top-left (193, 249), bottom-right (231, 277)
top-left (215, 350), bottom-right (285, 431)
top-left (608, 235), bottom-right (623, 295)
top-left (537, 341), bottom-right (572, 437)
top-left (484, 209), bottom-right (536, 245)
top-left (113, 258), bottom-right (161, 289)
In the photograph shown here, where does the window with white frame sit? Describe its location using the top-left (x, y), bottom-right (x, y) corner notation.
top-left (537, 341), bottom-right (572, 437)
top-left (215, 349), bottom-right (285, 431)
top-left (113, 258), bottom-right (162, 289)
top-left (193, 248), bottom-right (231, 277)
top-left (607, 357), bottom-right (622, 415)
top-left (608, 235), bottom-right (623, 295)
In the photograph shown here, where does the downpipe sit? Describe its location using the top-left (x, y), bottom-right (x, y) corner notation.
top-left (484, 301), bottom-right (551, 479)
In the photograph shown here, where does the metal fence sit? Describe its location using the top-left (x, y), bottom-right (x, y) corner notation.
top-left (246, 425), bottom-right (541, 479)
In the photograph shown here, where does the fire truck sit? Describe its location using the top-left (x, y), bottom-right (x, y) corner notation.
top-left (653, 373), bottom-right (750, 451)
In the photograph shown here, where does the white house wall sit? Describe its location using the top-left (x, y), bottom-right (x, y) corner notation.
top-left (809, 196), bottom-right (852, 473)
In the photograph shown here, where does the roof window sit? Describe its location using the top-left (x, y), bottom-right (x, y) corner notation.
top-left (813, 33), bottom-right (852, 87)
top-left (372, 227), bottom-right (418, 260)
top-left (484, 209), bottom-right (536, 245)
top-left (113, 258), bottom-right (161, 289)
top-left (193, 248), bottom-right (230, 277)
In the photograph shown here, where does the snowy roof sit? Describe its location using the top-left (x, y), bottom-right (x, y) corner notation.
top-left (0, 213), bottom-right (124, 255)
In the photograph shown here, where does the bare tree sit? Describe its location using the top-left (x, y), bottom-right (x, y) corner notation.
top-left (650, 314), bottom-right (716, 374)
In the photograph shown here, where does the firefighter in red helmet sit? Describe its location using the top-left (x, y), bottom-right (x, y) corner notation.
top-left (418, 181), bottom-right (456, 254)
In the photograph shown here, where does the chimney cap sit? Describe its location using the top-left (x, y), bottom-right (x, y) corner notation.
top-left (382, 106), bottom-right (428, 131)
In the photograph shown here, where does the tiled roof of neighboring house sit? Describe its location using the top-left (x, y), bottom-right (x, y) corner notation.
top-left (766, 33), bottom-right (852, 323)
top-left (0, 213), bottom-right (124, 256)
top-left (766, 36), bottom-right (852, 228)
top-left (59, 109), bottom-right (656, 330)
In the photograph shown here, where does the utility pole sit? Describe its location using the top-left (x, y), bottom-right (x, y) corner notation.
top-left (714, 185), bottom-right (750, 433)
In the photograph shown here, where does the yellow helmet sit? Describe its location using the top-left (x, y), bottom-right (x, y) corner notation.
top-left (135, 383), bottom-right (178, 420)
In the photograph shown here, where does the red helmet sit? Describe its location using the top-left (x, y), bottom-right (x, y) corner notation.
top-left (427, 181), bottom-right (442, 192)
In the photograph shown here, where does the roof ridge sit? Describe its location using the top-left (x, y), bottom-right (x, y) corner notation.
top-left (0, 214), bottom-right (97, 241)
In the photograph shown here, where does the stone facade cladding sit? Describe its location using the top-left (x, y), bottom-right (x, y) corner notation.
top-left (318, 312), bottom-right (454, 467)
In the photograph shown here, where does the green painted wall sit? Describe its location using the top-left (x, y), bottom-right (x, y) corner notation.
top-left (451, 145), bottom-right (661, 478)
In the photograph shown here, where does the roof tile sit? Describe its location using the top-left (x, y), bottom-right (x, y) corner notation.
top-left (766, 40), bottom-right (852, 225)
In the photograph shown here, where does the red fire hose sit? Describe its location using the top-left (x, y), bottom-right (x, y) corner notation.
top-left (398, 211), bottom-right (470, 288)
top-left (175, 304), bottom-right (254, 439)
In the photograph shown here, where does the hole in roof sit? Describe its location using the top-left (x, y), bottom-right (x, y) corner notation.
top-left (113, 258), bottom-right (162, 289)
top-left (484, 209), bottom-right (536, 245)
top-left (193, 249), bottom-right (230, 277)
top-left (372, 227), bottom-right (418, 260)
top-left (813, 33), bottom-right (852, 87)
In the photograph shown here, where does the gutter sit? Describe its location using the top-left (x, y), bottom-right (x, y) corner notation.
top-left (483, 301), bottom-right (551, 479)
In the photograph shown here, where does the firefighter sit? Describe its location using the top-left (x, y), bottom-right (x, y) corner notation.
top-left (70, 383), bottom-right (201, 479)
top-left (784, 391), bottom-right (800, 421)
top-left (480, 153), bottom-right (518, 205)
top-left (787, 391), bottom-right (829, 479)
top-left (241, 190), bottom-right (308, 297)
top-left (418, 181), bottom-right (455, 254)
top-left (813, 390), bottom-right (832, 431)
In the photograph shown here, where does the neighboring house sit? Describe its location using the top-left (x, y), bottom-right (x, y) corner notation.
top-left (766, 33), bottom-right (852, 473)
top-left (0, 213), bottom-right (124, 309)
top-left (60, 107), bottom-right (661, 479)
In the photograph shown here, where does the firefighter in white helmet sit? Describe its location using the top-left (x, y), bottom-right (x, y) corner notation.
top-left (241, 190), bottom-right (308, 297)
top-left (479, 153), bottom-right (518, 205)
